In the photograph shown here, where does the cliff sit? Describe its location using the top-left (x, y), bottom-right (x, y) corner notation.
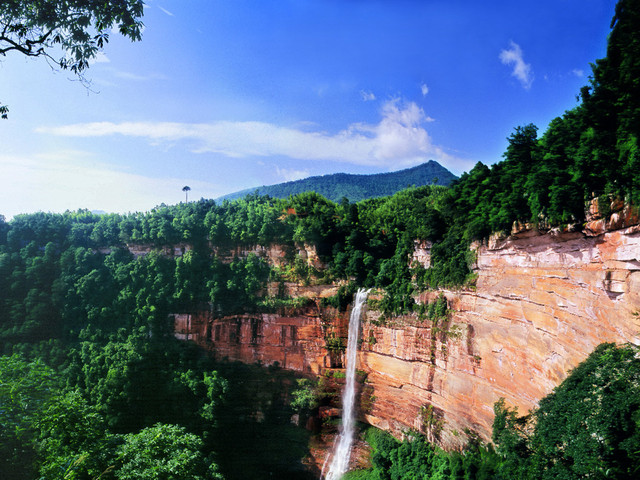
top-left (174, 204), bottom-right (640, 448)
top-left (361, 219), bottom-right (640, 447)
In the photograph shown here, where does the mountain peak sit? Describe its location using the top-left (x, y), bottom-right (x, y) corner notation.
top-left (219, 161), bottom-right (457, 203)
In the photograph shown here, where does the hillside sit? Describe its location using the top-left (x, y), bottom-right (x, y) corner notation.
top-left (218, 160), bottom-right (457, 202)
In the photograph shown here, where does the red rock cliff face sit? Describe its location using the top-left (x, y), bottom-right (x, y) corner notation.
top-left (359, 221), bottom-right (640, 446)
top-left (172, 283), bottom-right (344, 374)
top-left (175, 310), bottom-right (330, 374)
top-left (176, 218), bottom-right (640, 447)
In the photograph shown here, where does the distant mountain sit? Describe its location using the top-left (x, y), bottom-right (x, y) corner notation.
top-left (218, 160), bottom-right (457, 203)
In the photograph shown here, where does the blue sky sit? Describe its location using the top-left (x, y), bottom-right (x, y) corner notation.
top-left (0, 0), bottom-right (617, 218)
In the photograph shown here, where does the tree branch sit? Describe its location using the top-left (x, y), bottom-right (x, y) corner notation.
top-left (0, 0), bottom-right (145, 119)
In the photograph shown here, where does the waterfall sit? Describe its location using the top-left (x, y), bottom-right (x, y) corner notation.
top-left (322, 288), bottom-right (370, 480)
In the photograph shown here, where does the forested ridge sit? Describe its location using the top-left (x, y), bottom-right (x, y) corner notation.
top-left (218, 160), bottom-right (457, 203)
top-left (2, 0), bottom-right (640, 478)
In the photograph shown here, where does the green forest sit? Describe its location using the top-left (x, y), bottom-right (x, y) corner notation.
top-left (2, 0), bottom-right (640, 478)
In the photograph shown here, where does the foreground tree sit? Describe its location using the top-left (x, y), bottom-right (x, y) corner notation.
top-left (116, 423), bottom-right (223, 480)
top-left (0, 355), bottom-right (59, 480)
top-left (0, 0), bottom-right (145, 118)
top-left (35, 391), bottom-right (113, 480)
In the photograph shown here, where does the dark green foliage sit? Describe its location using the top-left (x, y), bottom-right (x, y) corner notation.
top-left (209, 362), bottom-right (314, 480)
top-left (0, 201), bottom-right (286, 353)
top-left (492, 399), bottom-right (533, 479)
top-left (322, 283), bottom-right (360, 311)
top-left (116, 423), bottom-right (222, 480)
top-left (374, 236), bottom-right (415, 315)
top-left (339, 186), bottom-right (452, 312)
top-left (285, 191), bottom-right (342, 257)
top-left (219, 161), bottom-right (457, 203)
top-left (290, 378), bottom-right (321, 412)
top-left (0, 348), bottom-right (228, 479)
top-left (210, 254), bottom-right (271, 313)
top-left (423, 224), bottom-right (473, 289)
top-left (35, 390), bottom-right (114, 479)
top-left (206, 195), bottom-right (287, 247)
top-left (0, 355), bottom-right (59, 479)
top-left (174, 249), bottom-right (213, 311)
top-left (415, 293), bottom-right (449, 322)
top-left (0, 201), bottom-right (320, 478)
top-left (345, 428), bottom-right (500, 480)
top-left (527, 112), bottom-right (584, 224)
top-left (445, 123), bottom-right (541, 240)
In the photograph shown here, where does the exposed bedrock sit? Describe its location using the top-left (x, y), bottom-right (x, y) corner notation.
top-left (361, 223), bottom-right (640, 447)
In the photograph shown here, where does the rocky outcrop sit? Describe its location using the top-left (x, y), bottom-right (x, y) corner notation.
top-left (411, 239), bottom-right (432, 268)
top-left (175, 208), bottom-right (640, 448)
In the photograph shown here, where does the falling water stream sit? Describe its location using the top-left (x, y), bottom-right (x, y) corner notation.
top-left (322, 288), bottom-right (370, 480)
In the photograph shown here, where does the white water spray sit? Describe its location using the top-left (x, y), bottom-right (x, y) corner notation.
top-left (322, 288), bottom-right (370, 480)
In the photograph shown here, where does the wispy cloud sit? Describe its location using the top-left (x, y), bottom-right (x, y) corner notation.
top-left (572, 68), bottom-right (585, 78)
top-left (0, 151), bottom-right (217, 218)
top-left (112, 70), bottom-right (168, 82)
top-left (37, 99), bottom-right (467, 172)
top-left (421, 83), bottom-right (429, 96)
top-left (360, 90), bottom-right (376, 101)
top-left (499, 41), bottom-right (533, 89)
top-left (158, 6), bottom-right (174, 16)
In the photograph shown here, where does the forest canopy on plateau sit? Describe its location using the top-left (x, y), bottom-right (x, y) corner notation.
top-left (1, 0), bottom-right (640, 479)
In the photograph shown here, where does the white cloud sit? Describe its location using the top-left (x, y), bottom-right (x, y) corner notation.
top-left (572, 68), bottom-right (585, 78)
top-left (276, 167), bottom-right (310, 182)
top-left (360, 90), bottom-right (376, 101)
top-left (37, 99), bottom-right (467, 172)
top-left (0, 151), bottom-right (219, 219)
top-left (421, 83), bottom-right (429, 96)
top-left (499, 41), bottom-right (533, 89)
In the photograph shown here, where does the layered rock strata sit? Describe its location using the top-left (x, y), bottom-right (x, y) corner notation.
top-left (360, 222), bottom-right (640, 446)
